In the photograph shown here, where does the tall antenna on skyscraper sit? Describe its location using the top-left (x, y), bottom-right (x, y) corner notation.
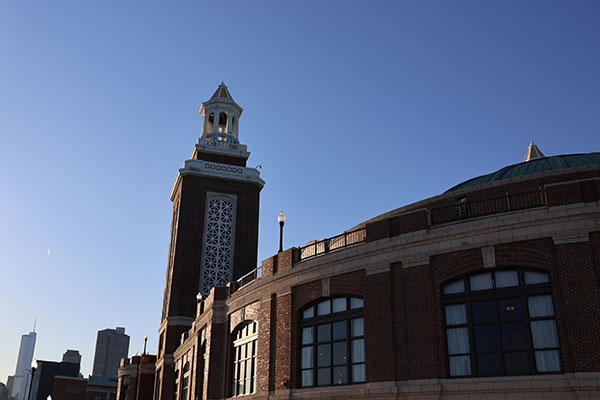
top-left (33, 318), bottom-right (37, 332)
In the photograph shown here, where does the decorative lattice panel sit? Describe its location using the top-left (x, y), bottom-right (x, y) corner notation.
top-left (200, 196), bottom-right (235, 297)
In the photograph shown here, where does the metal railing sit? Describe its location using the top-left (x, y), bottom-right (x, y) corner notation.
top-left (430, 189), bottom-right (546, 225)
top-left (203, 133), bottom-right (240, 150)
top-left (206, 139), bottom-right (239, 150)
top-left (232, 267), bottom-right (261, 292)
top-left (299, 228), bottom-right (366, 261)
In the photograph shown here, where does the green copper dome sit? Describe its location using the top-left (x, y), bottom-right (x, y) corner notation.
top-left (446, 152), bottom-right (600, 192)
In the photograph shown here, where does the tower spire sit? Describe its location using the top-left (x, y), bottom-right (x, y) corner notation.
top-left (524, 142), bottom-right (545, 162)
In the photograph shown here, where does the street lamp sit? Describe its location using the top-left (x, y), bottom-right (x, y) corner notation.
top-left (277, 211), bottom-right (286, 253)
top-left (143, 334), bottom-right (148, 355)
top-left (27, 360), bottom-right (37, 400)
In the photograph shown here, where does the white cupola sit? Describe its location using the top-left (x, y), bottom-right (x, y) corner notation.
top-left (199, 82), bottom-right (243, 143)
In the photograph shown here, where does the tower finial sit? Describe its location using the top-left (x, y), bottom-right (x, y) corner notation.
top-left (524, 142), bottom-right (545, 162)
top-left (33, 318), bottom-right (37, 332)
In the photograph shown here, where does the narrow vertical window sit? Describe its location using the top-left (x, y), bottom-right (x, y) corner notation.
top-left (181, 362), bottom-right (190, 400)
top-left (173, 369), bottom-right (179, 400)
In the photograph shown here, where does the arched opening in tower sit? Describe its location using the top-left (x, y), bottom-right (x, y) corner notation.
top-left (218, 112), bottom-right (228, 133)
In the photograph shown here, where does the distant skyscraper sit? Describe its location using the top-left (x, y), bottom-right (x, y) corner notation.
top-left (7, 330), bottom-right (36, 400)
top-left (92, 327), bottom-right (130, 379)
top-left (61, 350), bottom-right (82, 365)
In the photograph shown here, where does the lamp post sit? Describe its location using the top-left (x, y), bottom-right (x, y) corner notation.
top-left (27, 360), bottom-right (37, 400)
top-left (277, 211), bottom-right (286, 253)
top-left (143, 334), bottom-right (148, 355)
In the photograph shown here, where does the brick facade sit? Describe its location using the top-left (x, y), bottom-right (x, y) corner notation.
top-left (150, 86), bottom-right (600, 400)
top-left (159, 161), bottom-right (600, 400)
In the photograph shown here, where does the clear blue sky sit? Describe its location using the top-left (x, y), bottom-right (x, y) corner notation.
top-left (1, 0), bottom-right (599, 381)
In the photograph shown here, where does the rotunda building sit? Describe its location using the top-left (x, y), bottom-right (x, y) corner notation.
top-left (134, 85), bottom-right (600, 400)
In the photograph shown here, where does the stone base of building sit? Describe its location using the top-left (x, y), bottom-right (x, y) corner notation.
top-left (225, 373), bottom-right (600, 400)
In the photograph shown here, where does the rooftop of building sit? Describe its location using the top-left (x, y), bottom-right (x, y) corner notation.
top-left (283, 145), bottom-right (600, 265)
top-left (446, 151), bottom-right (600, 192)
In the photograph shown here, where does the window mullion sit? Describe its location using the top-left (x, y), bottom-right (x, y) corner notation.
top-left (467, 300), bottom-right (476, 377)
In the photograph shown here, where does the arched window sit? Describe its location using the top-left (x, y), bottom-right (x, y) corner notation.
top-left (181, 362), bottom-right (190, 400)
top-left (299, 296), bottom-right (365, 387)
top-left (231, 321), bottom-right (258, 396)
top-left (443, 269), bottom-right (561, 377)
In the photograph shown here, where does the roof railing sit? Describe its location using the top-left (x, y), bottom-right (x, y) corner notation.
top-left (431, 188), bottom-right (546, 225)
top-left (232, 267), bottom-right (261, 293)
top-left (298, 227), bottom-right (366, 261)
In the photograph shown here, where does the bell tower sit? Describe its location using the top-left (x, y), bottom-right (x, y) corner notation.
top-left (155, 83), bottom-right (264, 400)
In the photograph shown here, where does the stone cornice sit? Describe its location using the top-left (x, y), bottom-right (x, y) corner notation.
top-left (170, 160), bottom-right (265, 200)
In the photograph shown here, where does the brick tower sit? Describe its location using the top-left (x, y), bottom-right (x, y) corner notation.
top-left (154, 83), bottom-right (264, 400)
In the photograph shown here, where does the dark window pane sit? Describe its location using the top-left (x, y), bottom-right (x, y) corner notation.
top-left (301, 346), bottom-right (313, 369)
top-left (524, 271), bottom-right (549, 285)
top-left (472, 301), bottom-right (496, 324)
top-left (447, 327), bottom-right (469, 355)
top-left (445, 304), bottom-right (467, 326)
top-left (535, 350), bottom-right (561, 372)
top-left (301, 370), bottom-right (313, 387)
top-left (333, 321), bottom-right (347, 340)
top-left (302, 327), bottom-right (314, 344)
top-left (317, 300), bottom-right (331, 316)
top-left (303, 306), bottom-right (314, 319)
top-left (474, 325), bottom-right (499, 353)
top-left (504, 352), bottom-right (530, 375)
top-left (477, 353), bottom-right (501, 376)
top-left (531, 320), bottom-right (559, 349)
top-left (528, 295), bottom-right (555, 318)
top-left (332, 298), bottom-right (347, 313)
top-left (317, 367), bottom-right (331, 386)
top-left (333, 366), bottom-right (348, 385)
top-left (317, 324), bottom-right (330, 342)
top-left (352, 364), bottom-right (365, 382)
top-left (351, 318), bottom-right (364, 337)
top-left (501, 322), bottom-right (527, 351)
top-left (470, 273), bottom-right (492, 291)
top-left (350, 298), bottom-right (363, 309)
top-left (449, 355), bottom-right (471, 376)
top-left (351, 339), bottom-right (365, 363)
top-left (495, 270), bottom-right (519, 288)
top-left (443, 280), bottom-right (465, 294)
top-left (317, 344), bottom-right (330, 367)
top-left (333, 342), bottom-right (347, 365)
top-left (498, 298), bottom-right (523, 321)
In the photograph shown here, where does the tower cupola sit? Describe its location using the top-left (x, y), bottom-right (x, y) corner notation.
top-left (200, 82), bottom-right (243, 143)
